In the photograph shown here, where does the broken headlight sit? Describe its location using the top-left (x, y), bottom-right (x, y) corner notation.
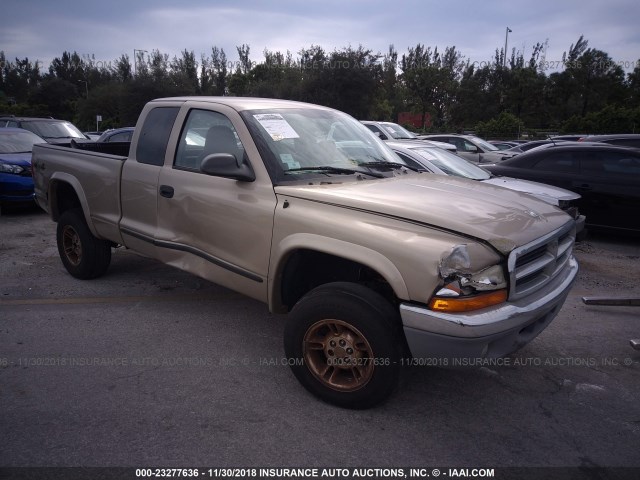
top-left (428, 245), bottom-right (508, 313)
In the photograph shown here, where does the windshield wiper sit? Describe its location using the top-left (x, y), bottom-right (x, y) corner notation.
top-left (359, 161), bottom-right (421, 172)
top-left (284, 166), bottom-right (384, 178)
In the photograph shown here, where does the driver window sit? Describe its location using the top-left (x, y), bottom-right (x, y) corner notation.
top-left (463, 140), bottom-right (477, 152)
top-left (175, 109), bottom-right (245, 171)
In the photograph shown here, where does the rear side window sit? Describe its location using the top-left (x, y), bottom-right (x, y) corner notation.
top-left (581, 151), bottom-right (640, 176)
top-left (136, 107), bottom-right (179, 166)
top-left (533, 152), bottom-right (579, 172)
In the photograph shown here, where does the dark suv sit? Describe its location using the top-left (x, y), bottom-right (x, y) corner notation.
top-left (578, 134), bottom-right (640, 149)
top-left (0, 117), bottom-right (88, 142)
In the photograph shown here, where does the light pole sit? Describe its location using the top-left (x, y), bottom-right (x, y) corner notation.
top-left (133, 49), bottom-right (148, 75)
top-left (77, 79), bottom-right (88, 98)
top-left (503, 27), bottom-right (512, 67)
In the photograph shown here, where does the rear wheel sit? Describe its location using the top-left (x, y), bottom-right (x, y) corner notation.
top-left (56, 208), bottom-right (111, 279)
top-left (284, 282), bottom-right (402, 409)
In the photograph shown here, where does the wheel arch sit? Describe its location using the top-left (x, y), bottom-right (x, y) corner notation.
top-left (269, 234), bottom-right (409, 314)
top-left (48, 173), bottom-right (98, 237)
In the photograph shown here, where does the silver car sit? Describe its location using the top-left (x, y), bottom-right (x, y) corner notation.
top-left (360, 121), bottom-right (458, 152)
top-left (420, 133), bottom-right (519, 163)
top-left (388, 141), bottom-right (586, 237)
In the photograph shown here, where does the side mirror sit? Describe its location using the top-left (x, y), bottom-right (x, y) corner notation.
top-left (200, 153), bottom-right (255, 182)
top-left (466, 145), bottom-right (478, 153)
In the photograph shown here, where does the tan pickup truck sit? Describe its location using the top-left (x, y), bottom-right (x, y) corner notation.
top-left (32, 97), bottom-right (578, 408)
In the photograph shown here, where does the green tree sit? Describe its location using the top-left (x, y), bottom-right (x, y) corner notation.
top-left (628, 62), bottom-right (640, 107)
top-left (400, 44), bottom-right (464, 128)
top-left (0, 53), bottom-right (41, 104)
top-left (227, 44), bottom-right (252, 96)
top-left (475, 111), bottom-right (524, 139)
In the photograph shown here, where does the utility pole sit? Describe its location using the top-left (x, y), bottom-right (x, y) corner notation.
top-left (503, 27), bottom-right (512, 67)
top-left (77, 79), bottom-right (88, 98)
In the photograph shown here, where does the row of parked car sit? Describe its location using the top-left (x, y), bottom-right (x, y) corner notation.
top-left (2, 114), bottom-right (639, 236)
top-left (0, 117), bottom-right (135, 210)
top-left (361, 121), bottom-right (640, 235)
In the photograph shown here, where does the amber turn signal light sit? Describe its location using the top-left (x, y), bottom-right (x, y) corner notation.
top-left (428, 289), bottom-right (508, 313)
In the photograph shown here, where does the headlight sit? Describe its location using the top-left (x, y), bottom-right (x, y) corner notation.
top-left (0, 163), bottom-right (25, 175)
top-left (429, 245), bottom-right (508, 313)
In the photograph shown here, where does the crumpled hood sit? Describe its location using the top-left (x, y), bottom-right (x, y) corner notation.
top-left (275, 174), bottom-right (572, 254)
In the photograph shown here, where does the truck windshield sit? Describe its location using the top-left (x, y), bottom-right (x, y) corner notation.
top-left (242, 108), bottom-right (408, 183)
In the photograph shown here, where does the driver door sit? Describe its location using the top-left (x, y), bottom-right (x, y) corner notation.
top-left (155, 105), bottom-right (277, 301)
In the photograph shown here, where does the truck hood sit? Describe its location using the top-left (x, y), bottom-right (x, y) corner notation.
top-left (275, 174), bottom-right (572, 254)
top-left (482, 176), bottom-right (580, 206)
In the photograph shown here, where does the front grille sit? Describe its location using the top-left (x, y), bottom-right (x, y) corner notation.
top-left (564, 206), bottom-right (579, 219)
top-left (507, 221), bottom-right (575, 300)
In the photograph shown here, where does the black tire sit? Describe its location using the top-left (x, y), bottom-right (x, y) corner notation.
top-left (284, 282), bottom-right (402, 409)
top-left (56, 208), bottom-right (111, 279)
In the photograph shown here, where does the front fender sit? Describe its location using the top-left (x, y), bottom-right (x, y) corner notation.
top-left (268, 233), bottom-right (409, 313)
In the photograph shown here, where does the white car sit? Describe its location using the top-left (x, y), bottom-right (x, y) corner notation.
top-left (360, 121), bottom-right (458, 152)
top-left (388, 141), bottom-right (586, 237)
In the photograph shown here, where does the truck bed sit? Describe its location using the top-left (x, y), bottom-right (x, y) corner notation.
top-left (32, 142), bottom-right (128, 245)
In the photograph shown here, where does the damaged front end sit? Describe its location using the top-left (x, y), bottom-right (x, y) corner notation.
top-left (400, 221), bottom-right (578, 360)
top-left (428, 244), bottom-right (508, 313)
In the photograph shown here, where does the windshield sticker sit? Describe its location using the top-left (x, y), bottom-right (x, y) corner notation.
top-left (280, 154), bottom-right (301, 170)
top-left (254, 114), bottom-right (299, 141)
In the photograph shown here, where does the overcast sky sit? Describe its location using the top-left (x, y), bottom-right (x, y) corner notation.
top-left (2, 0), bottom-right (639, 74)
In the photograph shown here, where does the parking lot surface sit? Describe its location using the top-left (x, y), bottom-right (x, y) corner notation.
top-left (1, 208), bottom-right (639, 473)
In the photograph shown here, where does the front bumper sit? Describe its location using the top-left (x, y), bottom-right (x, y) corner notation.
top-left (0, 173), bottom-right (35, 204)
top-left (401, 255), bottom-right (578, 360)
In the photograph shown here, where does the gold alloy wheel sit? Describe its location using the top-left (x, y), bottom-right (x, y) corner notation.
top-left (62, 225), bottom-right (82, 266)
top-left (303, 319), bottom-right (375, 392)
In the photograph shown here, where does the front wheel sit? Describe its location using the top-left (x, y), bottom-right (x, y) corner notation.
top-left (284, 282), bottom-right (402, 409)
top-left (56, 208), bottom-right (111, 279)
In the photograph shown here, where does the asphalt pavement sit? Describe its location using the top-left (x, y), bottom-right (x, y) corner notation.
top-left (1, 208), bottom-right (639, 477)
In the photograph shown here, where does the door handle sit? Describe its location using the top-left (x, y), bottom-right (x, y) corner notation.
top-left (159, 185), bottom-right (174, 198)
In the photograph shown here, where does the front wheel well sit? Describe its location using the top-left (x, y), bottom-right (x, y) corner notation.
top-left (278, 249), bottom-right (398, 312)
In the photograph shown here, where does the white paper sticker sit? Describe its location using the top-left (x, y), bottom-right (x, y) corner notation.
top-left (280, 154), bottom-right (300, 170)
top-left (254, 113), bottom-right (299, 141)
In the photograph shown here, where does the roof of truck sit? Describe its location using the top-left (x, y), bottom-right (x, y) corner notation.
top-left (151, 96), bottom-right (331, 112)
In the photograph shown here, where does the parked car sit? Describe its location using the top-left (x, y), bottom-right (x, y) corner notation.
top-left (484, 144), bottom-right (640, 234)
top-left (0, 116), bottom-right (88, 143)
top-left (578, 134), bottom-right (640, 149)
top-left (420, 134), bottom-right (518, 163)
top-left (84, 131), bottom-right (103, 141)
top-left (506, 139), bottom-right (570, 154)
top-left (550, 135), bottom-right (585, 141)
top-left (360, 121), bottom-right (457, 152)
top-left (96, 127), bottom-right (135, 143)
top-left (488, 140), bottom-right (521, 150)
top-left (0, 128), bottom-right (45, 207)
top-left (388, 141), bottom-right (585, 237)
top-left (32, 96), bottom-right (579, 408)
